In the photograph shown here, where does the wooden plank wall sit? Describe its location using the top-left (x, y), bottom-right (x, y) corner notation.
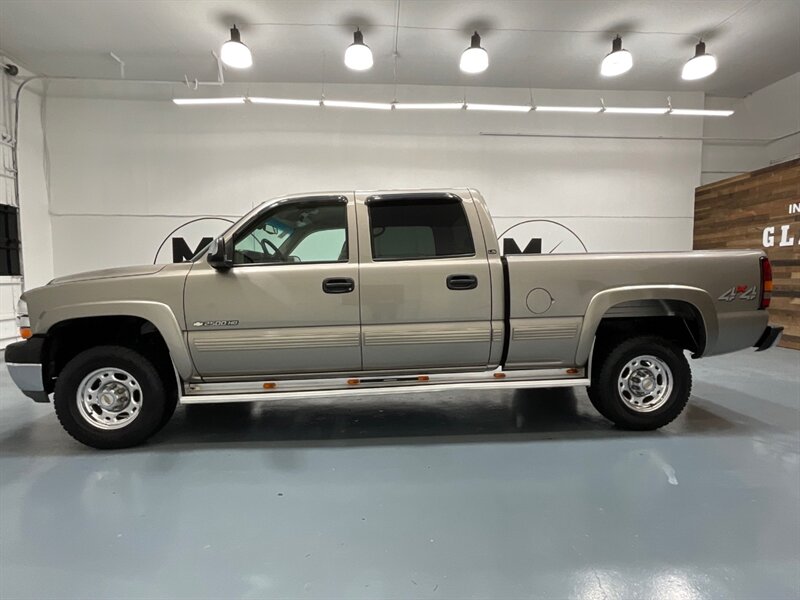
top-left (694, 158), bottom-right (800, 350)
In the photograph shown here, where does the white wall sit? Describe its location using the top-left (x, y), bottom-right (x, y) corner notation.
top-left (0, 62), bottom-right (20, 347)
top-left (40, 82), bottom-right (704, 276)
top-left (702, 72), bottom-right (800, 185)
top-left (0, 59), bottom-right (54, 348)
top-left (17, 88), bottom-right (54, 289)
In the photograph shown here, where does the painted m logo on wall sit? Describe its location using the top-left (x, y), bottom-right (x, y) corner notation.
top-left (498, 219), bottom-right (588, 255)
top-left (172, 237), bottom-right (213, 262)
top-left (153, 217), bottom-right (235, 264)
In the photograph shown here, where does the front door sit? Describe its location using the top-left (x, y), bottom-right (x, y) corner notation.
top-left (184, 195), bottom-right (361, 378)
top-left (356, 192), bottom-right (494, 372)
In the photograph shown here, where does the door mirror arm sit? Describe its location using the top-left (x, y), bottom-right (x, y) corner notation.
top-left (207, 237), bottom-right (233, 270)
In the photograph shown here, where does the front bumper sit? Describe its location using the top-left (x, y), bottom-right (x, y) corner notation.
top-left (754, 326), bottom-right (784, 352)
top-left (4, 337), bottom-right (49, 403)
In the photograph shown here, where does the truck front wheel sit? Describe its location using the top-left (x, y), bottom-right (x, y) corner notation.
top-left (588, 336), bottom-right (691, 430)
top-left (54, 346), bottom-right (168, 449)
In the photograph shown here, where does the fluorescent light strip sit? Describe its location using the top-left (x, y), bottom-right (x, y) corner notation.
top-left (172, 97), bottom-right (246, 105)
top-left (670, 108), bottom-right (734, 117)
top-left (604, 107), bottom-right (669, 115)
top-left (393, 102), bottom-right (465, 110)
top-left (535, 106), bottom-right (602, 113)
top-left (169, 98), bottom-right (734, 118)
top-left (466, 103), bottom-right (532, 113)
top-left (323, 99), bottom-right (393, 110)
top-left (249, 97), bottom-right (321, 107)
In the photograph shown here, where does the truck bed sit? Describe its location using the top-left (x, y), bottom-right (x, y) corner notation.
top-left (502, 249), bottom-right (768, 368)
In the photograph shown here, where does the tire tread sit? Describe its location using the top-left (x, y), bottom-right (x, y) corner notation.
top-left (588, 335), bottom-right (691, 430)
top-left (54, 345), bottom-right (168, 449)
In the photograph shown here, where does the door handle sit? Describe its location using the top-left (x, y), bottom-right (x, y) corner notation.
top-left (446, 274), bottom-right (478, 290)
top-left (322, 277), bottom-right (355, 294)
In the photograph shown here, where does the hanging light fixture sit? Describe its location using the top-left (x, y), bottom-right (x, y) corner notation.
top-left (682, 41), bottom-right (717, 80)
top-left (600, 36), bottom-right (632, 77)
top-left (344, 28), bottom-right (374, 71)
top-left (460, 31), bottom-right (489, 74)
top-left (220, 25), bottom-right (253, 69)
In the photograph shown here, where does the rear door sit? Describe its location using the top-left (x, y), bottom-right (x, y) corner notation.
top-left (356, 191), bottom-right (493, 372)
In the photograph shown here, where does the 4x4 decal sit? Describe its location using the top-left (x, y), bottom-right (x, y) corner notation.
top-left (718, 285), bottom-right (757, 302)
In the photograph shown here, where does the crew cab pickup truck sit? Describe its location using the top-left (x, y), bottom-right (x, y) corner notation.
top-left (5, 189), bottom-right (783, 448)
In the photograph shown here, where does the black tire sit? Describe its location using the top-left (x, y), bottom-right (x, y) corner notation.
top-left (586, 333), bottom-right (624, 422)
top-left (54, 346), bottom-right (167, 449)
top-left (155, 390), bottom-right (179, 433)
top-left (153, 370), bottom-right (179, 434)
top-left (586, 386), bottom-right (614, 421)
top-left (587, 336), bottom-right (691, 430)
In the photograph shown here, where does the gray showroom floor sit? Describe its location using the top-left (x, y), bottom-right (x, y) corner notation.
top-left (1, 349), bottom-right (799, 600)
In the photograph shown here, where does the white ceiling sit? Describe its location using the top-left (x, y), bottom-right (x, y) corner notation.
top-left (1, 0), bottom-right (799, 97)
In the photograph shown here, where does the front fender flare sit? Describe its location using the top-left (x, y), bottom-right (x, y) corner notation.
top-left (575, 285), bottom-right (718, 365)
top-left (37, 301), bottom-right (193, 379)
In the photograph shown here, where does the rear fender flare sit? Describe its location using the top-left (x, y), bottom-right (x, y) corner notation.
top-left (575, 285), bottom-right (718, 365)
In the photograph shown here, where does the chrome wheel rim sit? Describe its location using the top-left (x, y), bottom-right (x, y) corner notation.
top-left (617, 355), bottom-right (673, 413)
top-left (76, 368), bottom-right (142, 430)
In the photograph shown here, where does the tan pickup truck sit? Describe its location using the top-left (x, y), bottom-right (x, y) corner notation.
top-left (5, 189), bottom-right (783, 448)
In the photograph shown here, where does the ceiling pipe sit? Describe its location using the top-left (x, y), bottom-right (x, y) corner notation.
top-left (479, 131), bottom-right (799, 145)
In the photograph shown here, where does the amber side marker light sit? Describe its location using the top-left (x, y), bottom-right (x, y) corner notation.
top-left (263, 382), bottom-right (276, 390)
top-left (566, 368), bottom-right (579, 374)
top-left (347, 378), bottom-right (360, 385)
top-left (760, 256), bottom-right (773, 309)
top-left (19, 327), bottom-right (32, 339)
top-left (493, 372), bottom-right (507, 379)
top-left (417, 375), bottom-right (430, 382)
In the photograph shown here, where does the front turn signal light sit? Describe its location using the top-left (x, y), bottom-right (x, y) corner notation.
top-left (16, 299), bottom-right (31, 339)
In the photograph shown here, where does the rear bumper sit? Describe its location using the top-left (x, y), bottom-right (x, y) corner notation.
top-left (754, 326), bottom-right (784, 352)
top-left (4, 337), bottom-right (49, 403)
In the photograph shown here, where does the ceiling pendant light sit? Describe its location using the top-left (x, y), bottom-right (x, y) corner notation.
top-left (600, 36), bottom-right (632, 77)
top-left (460, 31), bottom-right (489, 74)
top-left (682, 41), bottom-right (717, 80)
top-left (344, 28), bottom-right (373, 71)
top-left (220, 25), bottom-right (252, 69)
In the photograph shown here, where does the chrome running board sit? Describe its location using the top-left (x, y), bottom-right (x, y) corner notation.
top-left (180, 368), bottom-right (588, 404)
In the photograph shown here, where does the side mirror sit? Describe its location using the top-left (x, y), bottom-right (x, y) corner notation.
top-left (207, 237), bottom-right (233, 270)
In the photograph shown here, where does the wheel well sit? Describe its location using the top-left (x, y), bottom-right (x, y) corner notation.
top-left (42, 316), bottom-right (176, 394)
top-left (594, 299), bottom-right (706, 358)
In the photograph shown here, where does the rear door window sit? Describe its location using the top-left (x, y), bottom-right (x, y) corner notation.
top-left (368, 197), bottom-right (475, 261)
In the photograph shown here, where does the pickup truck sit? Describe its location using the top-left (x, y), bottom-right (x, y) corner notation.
top-left (5, 189), bottom-right (783, 448)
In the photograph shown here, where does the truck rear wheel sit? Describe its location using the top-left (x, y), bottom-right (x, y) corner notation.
top-left (54, 346), bottom-right (167, 449)
top-left (588, 336), bottom-right (691, 430)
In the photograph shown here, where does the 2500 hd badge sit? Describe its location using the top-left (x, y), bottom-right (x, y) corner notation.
top-left (192, 320), bottom-right (239, 327)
